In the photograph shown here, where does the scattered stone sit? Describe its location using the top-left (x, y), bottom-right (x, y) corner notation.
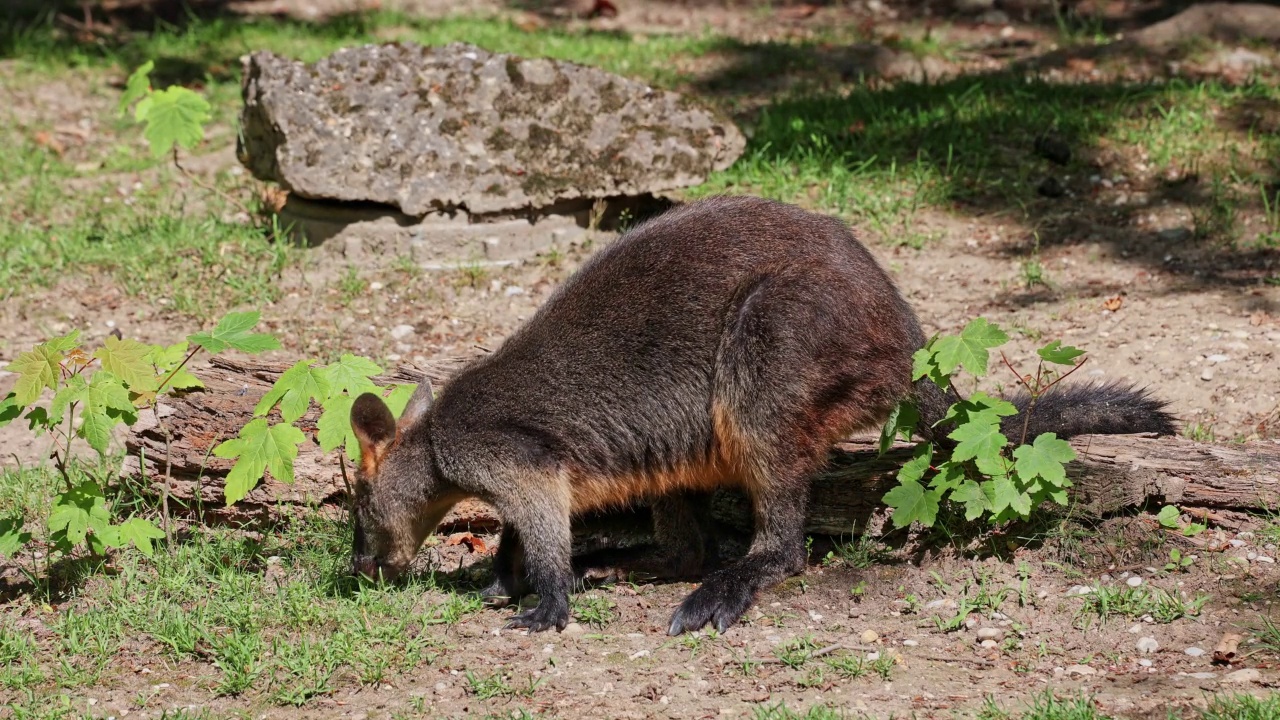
top-left (504, 285), bottom-right (526, 297)
top-left (1223, 668), bottom-right (1261, 684)
top-left (860, 629), bottom-right (880, 644)
top-left (1066, 665), bottom-right (1097, 676)
top-left (1185, 672), bottom-right (1217, 680)
top-left (1157, 227), bottom-right (1193, 243)
top-left (1229, 539), bottom-right (1247, 547)
top-left (1128, 625), bottom-right (1143, 634)
top-left (1138, 659), bottom-right (1153, 667)
top-left (1065, 585), bottom-right (1095, 597)
top-left (925, 599), bottom-right (958, 611)
top-left (1207, 48), bottom-right (1273, 74)
top-left (238, 42), bottom-right (745, 217)
top-left (1127, 576), bottom-right (1144, 588)
top-left (628, 649), bottom-right (650, 660)
top-left (1185, 647), bottom-right (1206, 657)
top-left (368, 281), bottom-right (384, 291)
top-left (564, 622), bottom-right (585, 635)
top-left (980, 639), bottom-right (999, 649)
top-left (1137, 637), bottom-right (1159, 654)
top-left (1248, 551), bottom-right (1259, 561)
top-left (1257, 556), bottom-right (1275, 563)
top-left (1206, 354), bottom-right (1230, 364)
top-left (866, 651), bottom-right (880, 661)
top-left (976, 628), bottom-right (1004, 642)
top-left (1201, 367), bottom-right (1215, 382)
top-left (1037, 176), bottom-right (1066, 198)
top-left (390, 324), bottom-right (415, 340)
top-left (902, 639), bottom-right (919, 647)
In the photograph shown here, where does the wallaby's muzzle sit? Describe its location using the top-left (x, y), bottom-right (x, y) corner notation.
top-left (351, 555), bottom-right (402, 583)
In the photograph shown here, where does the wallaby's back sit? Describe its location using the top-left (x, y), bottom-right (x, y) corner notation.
top-left (431, 195), bottom-right (922, 501)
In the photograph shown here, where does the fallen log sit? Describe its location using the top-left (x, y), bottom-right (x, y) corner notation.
top-left (122, 358), bottom-right (1280, 537)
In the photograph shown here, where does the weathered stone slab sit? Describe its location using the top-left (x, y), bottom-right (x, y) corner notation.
top-left (237, 41), bottom-right (744, 217)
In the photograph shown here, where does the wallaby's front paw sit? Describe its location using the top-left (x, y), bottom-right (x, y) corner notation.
top-left (667, 579), bottom-right (755, 636)
top-left (504, 600), bottom-right (569, 633)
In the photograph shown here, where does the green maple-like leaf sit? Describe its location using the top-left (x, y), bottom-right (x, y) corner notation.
top-left (948, 420), bottom-right (1009, 476)
top-left (48, 480), bottom-right (112, 547)
top-left (188, 311), bottom-right (280, 355)
top-left (931, 318), bottom-right (1009, 378)
top-left (879, 401), bottom-right (920, 455)
top-left (136, 85), bottom-right (212, 158)
top-left (927, 460), bottom-right (967, 492)
top-left (897, 443), bottom-right (933, 485)
top-left (939, 392), bottom-right (1018, 429)
top-left (254, 360), bottom-right (330, 423)
top-left (950, 480), bottom-right (992, 521)
top-left (911, 346), bottom-right (950, 388)
top-left (1037, 340), bottom-right (1086, 366)
top-left (115, 517), bottom-right (166, 558)
top-left (1012, 432), bottom-right (1076, 488)
top-left (94, 335), bottom-right (156, 391)
top-left (988, 474), bottom-right (1031, 516)
top-left (883, 480), bottom-right (940, 529)
top-left (317, 392), bottom-right (360, 463)
top-left (118, 60), bottom-right (154, 117)
top-left (0, 516), bottom-right (32, 558)
top-left (322, 354), bottom-right (382, 396)
top-left (50, 372), bottom-right (136, 455)
top-left (0, 393), bottom-right (21, 429)
top-left (147, 341), bottom-right (204, 393)
top-left (213, 418), bottom-right (306, 505)
top-left (1156, 505), bottom-right (1181, 529)
top-left (383, 383), bottom-right (419, 419)
top-left (8, 333), bottom-right (79, 406)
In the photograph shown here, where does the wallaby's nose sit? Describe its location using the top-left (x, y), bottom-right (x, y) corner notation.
top-left (352, 556), bottom-right (378, 579)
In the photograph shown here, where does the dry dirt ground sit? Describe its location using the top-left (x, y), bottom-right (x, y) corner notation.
top-left (2, 1), bottom-right (1280, 718)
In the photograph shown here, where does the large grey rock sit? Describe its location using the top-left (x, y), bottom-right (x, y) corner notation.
top-left (237, 42), bottom-right (744, 217)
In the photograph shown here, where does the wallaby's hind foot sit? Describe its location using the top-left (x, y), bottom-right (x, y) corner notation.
top-left (666, 475), bottom-right (808, 635)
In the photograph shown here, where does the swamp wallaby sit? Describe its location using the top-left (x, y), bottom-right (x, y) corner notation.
top-left (347, 195), bottom-right (1176, 635)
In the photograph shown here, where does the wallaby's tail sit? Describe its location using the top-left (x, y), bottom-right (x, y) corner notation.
top-left (912, 377), bottom-right (1177, 448)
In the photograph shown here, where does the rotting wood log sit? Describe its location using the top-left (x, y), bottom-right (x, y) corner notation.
top-left (123, 358), bottom-right (1280, 536)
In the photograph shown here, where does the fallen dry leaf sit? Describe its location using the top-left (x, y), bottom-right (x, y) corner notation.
top-left (445, 532), bottom-right (488, 554)
top-left (33, 131), bottom-right (66, 156)
top-left (1103, 295), bottom-right (1123, 311)
top-left (1213, 632), bottom-right (1243, 665)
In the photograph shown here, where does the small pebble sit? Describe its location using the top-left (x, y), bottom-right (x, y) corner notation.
top-left (564, 622), bottom-right (585, 635)
top-left (1065, 585), bottom-right (1094, 596)
top-left (1128, 625), bottom-right (1143, 634)
top-left (976, 628), bottom-right (1004, 641)
top-left (902, 639), bottom-right (919, 647)
top-left (369, 281), bottom-right (384, 291)
top-left (1229, 539), bottom-right (1247, 547)
top-left (980, 639), bottom-right (999, 649)
top-left (1223, 668), bottom-right (1261, 684)
top-left (866, 652), bottom-right (880, 661)
top-left (1137, 637), bottom-right (1159, 654)
top-left (1066, 665), bottom-right (1097, 676)
top-left (390, 324), bottom-right (415, 340)
top-left (1201, 368), bottom-right (1215, 381)
top-left (1257, 556), bottom-right (1275, 563)
top-left (1206, 354), bottom-right (1229, 364)
top-left (1247, 552), bottom-right (1259, 561)
top-left (860, 629), bottom-right (879, 644)
top-left (1138, 659), bottom-right (1152, 667)
top-left (1127, 576), bottom-right (1144, 588)
top-left (1184, 647), bottom-right (1205, 657)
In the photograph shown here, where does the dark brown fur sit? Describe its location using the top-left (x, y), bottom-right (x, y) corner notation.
top-left (348, 195), bottom-right (1176, 635)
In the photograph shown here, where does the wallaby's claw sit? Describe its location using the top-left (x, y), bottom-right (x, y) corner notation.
top-left (504, 602), bottom-right (569, 633)
top-left (667, 579), bottom-right (754, 636)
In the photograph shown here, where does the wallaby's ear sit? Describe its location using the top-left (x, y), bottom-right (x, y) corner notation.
top-left (351, 392), bottom-right (397, 477)
top-left (398, 379), bottom-right (434, 430)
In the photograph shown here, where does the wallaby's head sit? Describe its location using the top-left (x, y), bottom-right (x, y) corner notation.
top-left (347, 380), bottom-right (439, 583)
